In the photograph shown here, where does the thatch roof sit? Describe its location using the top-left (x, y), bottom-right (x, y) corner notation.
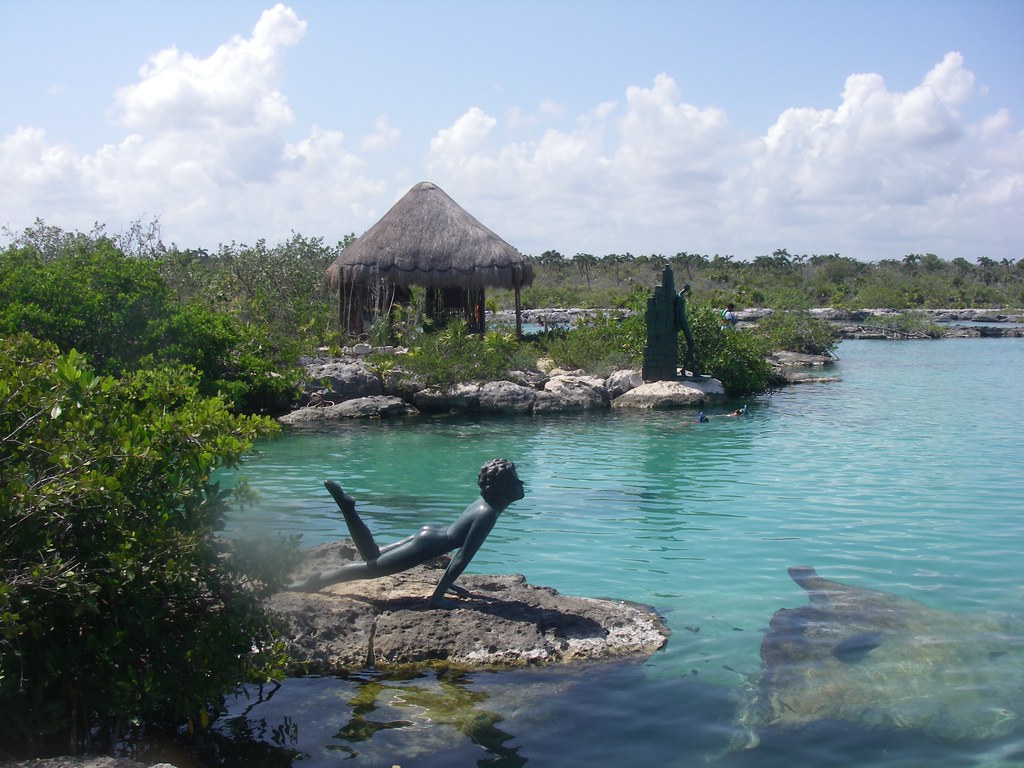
top-left (326, 182), bottom-right (533, 290)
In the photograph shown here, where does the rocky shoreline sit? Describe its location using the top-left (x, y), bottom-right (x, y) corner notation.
top-left (281, 360), bottom-right (735, 422)
top-left (3, 544), bottom-right (671, 768)
top-left (269, 542), bottom-right (670, 674)
top-left (281, 351), bottom-right (839, 423)
top-left (281, 305), bottom-right (1024, 423)
top-left (0, 759), bottom-right (168, 768)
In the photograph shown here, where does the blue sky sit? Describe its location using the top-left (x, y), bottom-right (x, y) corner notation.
top-left (2, 1), bottom-right (1021, 262)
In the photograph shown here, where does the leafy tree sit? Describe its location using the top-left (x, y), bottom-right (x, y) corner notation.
top-left (752, 309), bottom-right (839, 356)
top-left (399, 320), bottom-right (535, 386)
top-left (0, 234), bottom-right (303, 415)
top-left (537, 310), bottom-right (644, 376)
top-left (144, 302), bottom-right (302, 415)
top-left (679, 304), bottom-right (773, 397)
top-left (0, 335), bottom-right (294, 757)
top-left (573, 253), bottom-right (598, 285)
top-left (0, 239), bottom-right (172, 374)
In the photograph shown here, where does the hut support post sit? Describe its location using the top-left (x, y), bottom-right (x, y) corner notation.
top-left (472, 288), bottom-right (485, 336)
top-left (514, 286), bottom-right (523, 339)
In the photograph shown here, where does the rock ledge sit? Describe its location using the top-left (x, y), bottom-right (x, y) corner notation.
top-left (267, 542), bottom-right (670, 673)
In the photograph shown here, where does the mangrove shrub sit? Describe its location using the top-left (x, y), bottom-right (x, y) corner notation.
top-left (0, 334), bottom-right (293, 758)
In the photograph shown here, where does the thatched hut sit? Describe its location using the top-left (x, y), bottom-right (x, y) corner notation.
top-left (326, 181), bottom-right (534, 338)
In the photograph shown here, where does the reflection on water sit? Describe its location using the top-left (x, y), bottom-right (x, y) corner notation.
top-left (211, 339), bottom-right (1024, 767)
top-left (327, 669), bottom-right (525, 766)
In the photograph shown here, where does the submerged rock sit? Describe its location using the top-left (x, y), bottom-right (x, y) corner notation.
top-left (268, 542), bottom-right (670, 673)
top-left (734, 566), bottom-right (1024, 747)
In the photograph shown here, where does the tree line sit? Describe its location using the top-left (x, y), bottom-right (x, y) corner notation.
top-left (504, 248), bottom-right (1023, 311)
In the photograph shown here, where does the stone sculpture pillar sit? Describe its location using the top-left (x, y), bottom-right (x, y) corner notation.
top-left (642, 266), bottom-right (701, 381)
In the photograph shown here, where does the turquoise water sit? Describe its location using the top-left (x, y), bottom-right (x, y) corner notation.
top-left (214, 339), bottom-right (1024, 767)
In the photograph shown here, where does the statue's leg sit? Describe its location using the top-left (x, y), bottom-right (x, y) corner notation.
top-left (324, 480), bottom-right (380, 560)
top-left (286, 561), bottom-right (373, 591)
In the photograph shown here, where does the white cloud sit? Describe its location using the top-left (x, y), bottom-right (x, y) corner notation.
top-left (429, 107), bottom-right (497, 157)
top-left (112, 4), bottom-right (305, 135)
top-left (426, 75), bottom-right (732, 254)
top-left (0, 1), bottom-right (1018, 266)
top-left (615, 73), bottom-right (728, 176)
top-left (421, 56), bottom-right (1018, 261)
top-left (0, 5), bottom-right (385, 246)
top-left (708, 51), bottom-right (1023, 258)
top-left (360, 116), bottom-right (401, 151)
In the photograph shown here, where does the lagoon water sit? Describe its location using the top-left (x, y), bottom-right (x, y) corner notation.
top-left (215, 339), bottom-right (1024, 767)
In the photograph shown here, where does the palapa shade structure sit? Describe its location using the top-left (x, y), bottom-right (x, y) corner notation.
top-left (326, 181), bottom-right (533, 338)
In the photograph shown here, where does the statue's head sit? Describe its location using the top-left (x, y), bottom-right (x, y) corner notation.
top-left (478, 458), bottom-right (525, 506)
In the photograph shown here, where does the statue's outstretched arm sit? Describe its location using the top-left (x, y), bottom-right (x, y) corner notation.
top-left (428, 512), bottom-right (495, 606)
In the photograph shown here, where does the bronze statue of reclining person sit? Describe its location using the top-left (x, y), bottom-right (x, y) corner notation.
top-left (287, 458), bottom-right (525, 607)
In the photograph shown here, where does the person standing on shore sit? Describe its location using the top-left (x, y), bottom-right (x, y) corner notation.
top-left (721, 303), bottom-right (738, 327)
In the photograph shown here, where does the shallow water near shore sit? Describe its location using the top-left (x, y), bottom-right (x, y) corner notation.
top-left (212, 338), bottom-right (1024, 767)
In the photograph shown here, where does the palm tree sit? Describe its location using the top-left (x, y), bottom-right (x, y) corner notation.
top-left (573, 253), bottom-right (598, 285)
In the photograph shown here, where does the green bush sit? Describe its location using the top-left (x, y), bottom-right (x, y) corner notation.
top-left (145, 303), bottom-right (303, 415)
top-left (0, 239), bottom-right (301, 416)
top-left (144, 300), bottom-right (241, 391)
top-left (0, 334), bottom-right (295, 757)
top-left (867, 310), bottom-right (943, 337)
top-left (753, 309), bottom-right (839, 356)
top-left (536, 312), bottom-right (644, 376)
top-left (399, 321), bottom-right (532, 386)
top-left (681, 305), bottom-right (774, 397)
top-left (527, 298), bottom-right (773, 397)
top-left (0, 240), bottom-right (172, 374)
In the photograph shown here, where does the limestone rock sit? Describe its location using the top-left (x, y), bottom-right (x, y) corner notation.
top-left (533, 375), bottom-right (610, 413)
top-left (606, 369), bottom-right (644, 398)
top-left (382, 370), bottom-right (427, 400)
top-left (767, 351), bottom-right (833, 368)
top-left (766, 351), bottom-right (840, 386)
top-left (478, 380), bottom-right (537, 414)
top-left (279, 396), bottom-right (417, 422)
top-left (775, 371), bottom-right (842, 385)
top-left (412, 382), bottom-right (482, 414)
top-left (268, 543), bottom-right (670, 673)
top-left (300, 360), bottom-right (382, 405)
top-left (0, 761), bottom-right (174, 768)
top-left (612, 378), bottom-right (724, 410)
top-left (942, 324), bottom-right (1024, 338)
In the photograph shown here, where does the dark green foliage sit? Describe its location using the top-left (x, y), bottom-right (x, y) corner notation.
top-left (400, 321), bottom-right (535, 386)
top-left (157, 233), bottom-right (347, 351)
top-left (0, 335), bottom-right (296, 757)
top-left (679, 305), bottom-right (774, 397)
top-left (752, 309), bottom-right (839, 356)
top-left (145, 300), bottom-right (242, 390)
top-left (0, 239), bottom-right (172, 374)
top-left (536, 311), bottom-right (645, 377)
top-left (534, 293), bottom-right (774, 397)
top-left (493, 249), bottom-right (1023, 313)
top-left (867, 310), bottom-right (944, 337)
top-left (0, 228), bottom-right (305, 415)
top-left (144, 302), bottom-right (303, 415)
